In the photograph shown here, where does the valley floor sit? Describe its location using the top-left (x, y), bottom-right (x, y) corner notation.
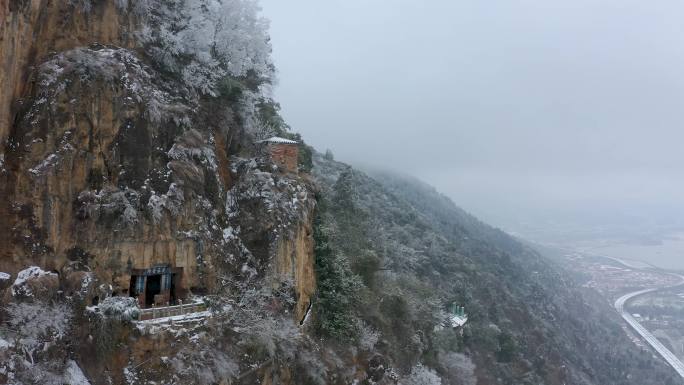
top-left (561, 250), bottom-right (684, 378)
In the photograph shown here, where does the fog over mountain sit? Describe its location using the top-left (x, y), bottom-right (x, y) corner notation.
top-left (261, 0), bottom-right (684, 237)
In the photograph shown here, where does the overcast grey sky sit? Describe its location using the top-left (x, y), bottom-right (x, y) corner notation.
top-left (260, 0), bottom-right (684, 234)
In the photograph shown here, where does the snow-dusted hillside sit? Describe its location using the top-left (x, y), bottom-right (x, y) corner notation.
top-left (310, 152), bottom-right (684, 385)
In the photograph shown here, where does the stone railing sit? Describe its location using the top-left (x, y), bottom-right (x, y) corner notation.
top-left (138, 301), bottom-right (206, 321)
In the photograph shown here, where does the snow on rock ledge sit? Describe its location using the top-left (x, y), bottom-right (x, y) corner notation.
top-left (11, 266), bottom-right (59, 300)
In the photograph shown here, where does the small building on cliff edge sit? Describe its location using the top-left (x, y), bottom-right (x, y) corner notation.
top-left (257, 136), bottom-right (299, 173)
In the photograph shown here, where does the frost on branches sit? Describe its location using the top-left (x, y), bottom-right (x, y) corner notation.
top-left (139, 0), bottom-right (273, 96)
top-left (1, 301), bottom-right (73, 383)
top-left (98, 297), bottom-right (141, 322)
top-left (401, 364), bottom-right (442, 385)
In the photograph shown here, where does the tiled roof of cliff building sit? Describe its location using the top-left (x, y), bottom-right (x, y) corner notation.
top-left (257, 136), bottom-right (299, 145)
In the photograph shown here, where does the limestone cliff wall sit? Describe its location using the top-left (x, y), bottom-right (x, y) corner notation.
top-left (0, 44), bottom-right (218, 296)
top-left (0, 0), bottom-right (141, 276)
top-left (274, 207), bottom-right (316, 322)
top-left (0, 0), bottom-right (138, 145)
top-left (0, 2), bottom-right (317, 317)
top-left (0, 3), bottom-right (322, 383)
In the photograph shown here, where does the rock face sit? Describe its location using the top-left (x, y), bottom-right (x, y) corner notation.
top-left (274, 208), bottom-right (316, 322)
top-left (0, 3), bottom-right (320, 383)
top-left (0, 0), bottom-right (139, 274)
top-left (0, 2), bottom-right (315, 317)
top-left (0, 0), bottom-right (138, 146)
top-left (1, 44), bottom-right (217, 299)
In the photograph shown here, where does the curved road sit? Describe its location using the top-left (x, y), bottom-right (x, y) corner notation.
top-left (614, 274), bottom-right (684, 378)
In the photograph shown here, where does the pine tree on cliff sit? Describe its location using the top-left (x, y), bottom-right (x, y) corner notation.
top-left (312, 201), bottom-right (361, 340)
top-left (330, 167), bottom-right (379, 285)
top-left (331, 167), bottom-right (370, 254)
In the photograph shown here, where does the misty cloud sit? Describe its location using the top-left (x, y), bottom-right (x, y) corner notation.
top-left (260, 0), bottom-right (684, 232)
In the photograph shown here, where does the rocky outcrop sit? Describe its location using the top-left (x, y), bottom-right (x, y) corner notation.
top-left (274, 214), bottom-right (316, 322)
top-left (227, 158), bottom-right (317, 318)
top-left (0, 45), bottom-right (215, 293)
top-left (0, 2), bottom-right (325, 384)
top-left (0, 0), bottom-right (316, 321)
top-left (0, 0), bottom-right (140, 272)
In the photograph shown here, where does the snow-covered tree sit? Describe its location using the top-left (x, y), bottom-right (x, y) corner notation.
top-left (5, 302), bottom-right (71, 365)
top-left (140, 0), bottom-right (273, 95)
top-left (401, 364), bottom-right (442, 385)
top-left (253, 117), bottom-right (279, 141)
top-left (439, 352), bottom-right (477, 385)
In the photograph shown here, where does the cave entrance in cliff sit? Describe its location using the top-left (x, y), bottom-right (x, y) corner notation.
top-left (129, 265), bottom-right (184, 308)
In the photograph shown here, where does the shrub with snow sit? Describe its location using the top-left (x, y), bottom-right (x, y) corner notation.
top-left (169, 347), bottom-right (239, 385)
top-left (358, 321), bottom-right (380, 351)
top-left (439, 352), bottom-right (477, 385)
top-left (5, 301), bottom-right (71, 364)
top-left (401, 364), bottom-right (442, 385)
top-left (98, 297), bottom-right (141, 321)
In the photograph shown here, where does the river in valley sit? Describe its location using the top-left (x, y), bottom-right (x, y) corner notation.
top-left (578, 233), bottom-right (684, 271)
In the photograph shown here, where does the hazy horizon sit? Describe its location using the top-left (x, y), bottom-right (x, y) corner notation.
top-left (260, 0), bottom-right (684, 240)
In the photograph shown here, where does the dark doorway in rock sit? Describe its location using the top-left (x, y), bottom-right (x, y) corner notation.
top-left (170, 274), bottom-right (177, 305)
top-left (129, 266), bottom-right (184, 308)
top-left (129, 277), bottom-right (137, 299)
top-left (145, 275), bottom-right (162, 308)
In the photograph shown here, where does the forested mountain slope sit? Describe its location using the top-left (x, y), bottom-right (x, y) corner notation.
top-left (312, 152), bottom-right (682, 385)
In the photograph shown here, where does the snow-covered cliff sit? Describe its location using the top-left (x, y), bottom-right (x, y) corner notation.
top-left (0, 2), bottom-right (318, 383)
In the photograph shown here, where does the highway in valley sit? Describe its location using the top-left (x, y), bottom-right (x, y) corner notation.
top-left (614, 274), bottom-right (684, 378)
